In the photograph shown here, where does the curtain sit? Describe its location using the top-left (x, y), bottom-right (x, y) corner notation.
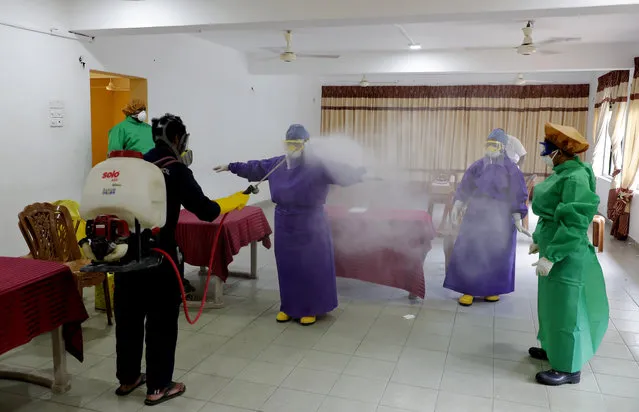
top-left (622, 58), bottom-right (639, 189)
top-left (592, 70), bottom-right (630, 178)
top-left (609, 58), bottom-right (639, 240)
top-left (321, 85), bottom-right (589, 179)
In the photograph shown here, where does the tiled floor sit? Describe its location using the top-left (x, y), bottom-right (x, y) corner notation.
top-left (2, 206), bottom-right (639, 411)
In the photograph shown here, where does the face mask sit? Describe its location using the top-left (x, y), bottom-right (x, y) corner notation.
top-left (136, 111), bottom-right (147, 122)
top-left (541, 151), bottom-right (557, 168)
top-left (181, 149), bottom-right (193, 167)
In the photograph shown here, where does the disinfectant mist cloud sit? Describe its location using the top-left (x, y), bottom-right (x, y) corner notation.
top-left (303, 134), bottom-right (522, 284)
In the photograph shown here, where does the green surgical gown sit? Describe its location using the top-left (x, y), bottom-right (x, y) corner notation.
top-left (532, 158), bottom-right (609, 373)
top-left (107, 116), bottom-right (154, 155)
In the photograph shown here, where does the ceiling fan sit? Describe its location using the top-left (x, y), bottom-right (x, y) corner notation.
top-left (330, 75), bottom-right (399, 87)
top-left (263, 30), bottom-right (340, 62)
top-left (468, 20), bottom-right (581, 56)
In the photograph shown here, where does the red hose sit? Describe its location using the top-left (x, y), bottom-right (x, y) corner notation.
top-left (152, 213), bottom-right (229, 325)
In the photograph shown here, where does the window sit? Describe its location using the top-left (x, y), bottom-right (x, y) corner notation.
top-left (594, 104), bottom-right (624, 178)
top-left (594, 106), bottom-right (613, 177)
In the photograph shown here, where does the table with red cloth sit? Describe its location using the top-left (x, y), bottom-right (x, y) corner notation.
top-left (326, 206), bottom-right (436, 299)
top-left (0, 257), bottom-right (89, 393)
top-left (176, 206), bottom-right (272, 307)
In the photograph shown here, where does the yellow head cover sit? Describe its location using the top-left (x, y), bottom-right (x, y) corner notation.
top-left (122, 99), bottom-right (147, 117)
top-left (544, 122), bottom-right (589, 155)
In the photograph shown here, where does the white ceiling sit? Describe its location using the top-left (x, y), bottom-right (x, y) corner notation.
top-left (195, 13), bottom-right (639, 55)
top-left (60, 0), bottom-right (639, 77)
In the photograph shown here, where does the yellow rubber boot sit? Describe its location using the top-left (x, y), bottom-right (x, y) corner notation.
top-left (485, 295), bottom-right (500, 302)
top-left (458, 295), bottom-right (474, 306)
top-left (276, 312), bottom-right (291, 323)
top-left (299, 316), bottom-right (317, 326)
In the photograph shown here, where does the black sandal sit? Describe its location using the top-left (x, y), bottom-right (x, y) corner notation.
top-left (144, 382), bottom-right (186, 406)
top-left (115, 373), bottom-right (146, 396)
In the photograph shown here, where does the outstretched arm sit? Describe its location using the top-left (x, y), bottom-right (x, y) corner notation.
top-left (323, 160), bottom-right (366, 187)
top-left (228, 156), bottom-right (284, 182)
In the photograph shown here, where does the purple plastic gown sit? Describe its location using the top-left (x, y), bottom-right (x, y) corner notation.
top-left (229, 155), bottom-right (364, 318)
top-left (444, 156), bottom-right (528, 297)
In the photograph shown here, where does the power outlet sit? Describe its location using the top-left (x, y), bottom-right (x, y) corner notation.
top-left (49, 118), bottom-right (63, 127)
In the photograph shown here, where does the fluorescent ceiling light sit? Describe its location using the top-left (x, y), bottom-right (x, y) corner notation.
top-left (409, 44), bottom-right (422, 50)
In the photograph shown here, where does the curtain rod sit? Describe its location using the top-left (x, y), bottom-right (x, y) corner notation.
top-left (0, 21), bottom-right (94, 42)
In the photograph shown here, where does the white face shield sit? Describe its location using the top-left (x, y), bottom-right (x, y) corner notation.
top-left (284, 140), bottom-right (305, 168)
top-left (484, 140), bottom-right (504, 159)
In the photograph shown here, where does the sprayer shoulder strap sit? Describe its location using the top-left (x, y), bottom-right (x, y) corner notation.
top-left (153, 156), bottom-right (180, 168)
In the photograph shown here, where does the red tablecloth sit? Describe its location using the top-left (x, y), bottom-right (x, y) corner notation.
top-left (326, 206), bottom-right (436, 298)
top-left (0, 257), bottom-right (89, 361)
top-left (176, 206), bottom-right (272, 281)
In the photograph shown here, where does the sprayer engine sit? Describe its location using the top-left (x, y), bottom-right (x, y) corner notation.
top-left (78, 151), bottom-right (168, 273)
top-left (79, 215), bottom-right (131, 262)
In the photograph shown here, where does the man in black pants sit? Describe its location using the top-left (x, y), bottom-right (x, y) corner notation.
top-left (113, 113), bottom-right (250, 406)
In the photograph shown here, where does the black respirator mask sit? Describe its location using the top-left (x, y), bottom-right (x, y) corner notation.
top-left (152, 114), bottom-right (193, 167)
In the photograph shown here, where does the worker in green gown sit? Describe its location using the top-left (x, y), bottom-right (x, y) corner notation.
top-left (528, 122), bottom-right (609, 386)
top-left (107, 99), bottom-right (155, 155)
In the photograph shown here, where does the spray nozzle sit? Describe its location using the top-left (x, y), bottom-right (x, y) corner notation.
top-left (243, 185), bottom-right (260, 195)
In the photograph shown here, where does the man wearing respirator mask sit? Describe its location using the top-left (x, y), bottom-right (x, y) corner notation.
top-left (444, 128), bottom-right (529, 307)
top-left (107, 100), bottom-right (196, 293)
top-left (528, 122), bottom-right (608, 386)
top-left (113, 113), bottom-right (249, 406)
top-left (108, 99), bottom-right (155, 156)
top-left (214, 124), bottom-right (365, 326)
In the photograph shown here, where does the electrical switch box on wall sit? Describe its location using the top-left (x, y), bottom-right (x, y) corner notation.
top-left (49, 100), bottom-right (65, 128)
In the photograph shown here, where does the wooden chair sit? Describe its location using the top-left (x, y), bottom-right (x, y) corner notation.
top-left (522, 174), bottom-right (537, 231)
top-left (427, 172), bottom-right (458, 232)
top-left (18, 202), bottom-right (113, 325)
top-left (592, 215), bottom-right (605, 253)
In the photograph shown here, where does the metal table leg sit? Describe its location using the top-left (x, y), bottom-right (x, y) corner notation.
top-left (250, 241), bottom-right (258, 279)
top-left (226, 241), bottom-right (259, 280)
top-left (188, 241), bottom-right (259, 309)
top-left (185, 267), bottom-right (225, 309)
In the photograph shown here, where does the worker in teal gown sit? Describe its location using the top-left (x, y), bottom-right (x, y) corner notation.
top-left (528, 122), bottom-right (609, 386)
top-left (107, 99), bottom-right (155, 155)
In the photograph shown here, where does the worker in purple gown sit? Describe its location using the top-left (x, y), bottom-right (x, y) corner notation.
top-left (445, 128), bottom-right (529, 307)
top-left (214, 124), bottom-right (365, 325)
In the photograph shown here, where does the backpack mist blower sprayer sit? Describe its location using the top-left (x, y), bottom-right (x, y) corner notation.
top-left (77, 151), bottom-right (286, 324)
